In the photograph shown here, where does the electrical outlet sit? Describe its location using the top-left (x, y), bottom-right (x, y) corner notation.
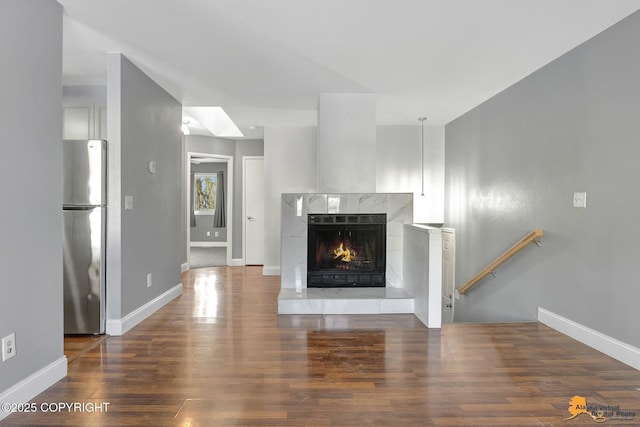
top-left (214, 231), bottom-right (219, 237)
top-left (206, 231), bottom-right (211, 237)
top-left (147, 273), bottom-right (152, 288)
top-left (2, 333), bottom-right (16, 362)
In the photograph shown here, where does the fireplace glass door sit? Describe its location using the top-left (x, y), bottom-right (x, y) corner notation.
top-left (307, 214), bottom-right (386, 287)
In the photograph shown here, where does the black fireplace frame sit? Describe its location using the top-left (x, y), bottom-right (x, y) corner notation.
top-left (307, 213), bottom-right (386, 288)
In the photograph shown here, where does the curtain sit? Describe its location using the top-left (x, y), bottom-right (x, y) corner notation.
top-left (213, 172), bottom-right (226, 228)
top-left (190, 172), bottom-right (196, 227)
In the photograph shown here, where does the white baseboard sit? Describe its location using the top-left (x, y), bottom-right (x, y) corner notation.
top-left (538, 307), bottom-right (640, 371)
top-left (262, 265), bottom-right (280, 276)
top-left (190, 241), bottom-right (227, 247)
top-left (181, 262), bottom-right (189, 272)
top-left (106, 283), bottom-right (183, 336)
top-left (230, 258), bottom-right (244, 266)
top-left (0, 356), bottom-right (67, 421)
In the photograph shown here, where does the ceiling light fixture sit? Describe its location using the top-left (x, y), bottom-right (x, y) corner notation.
top-left (181, 121), bottom-right (190, 135)
top-left (418, 117), bottom-right (427, 196)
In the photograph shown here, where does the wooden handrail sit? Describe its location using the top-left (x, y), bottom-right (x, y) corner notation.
top-left (458, 230), bottom-right (544, 295)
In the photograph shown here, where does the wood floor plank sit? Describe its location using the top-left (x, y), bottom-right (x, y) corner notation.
top-left (63, 334), bottom-right (109, 364)
top-left (3, 266), bottom-right (640, 426)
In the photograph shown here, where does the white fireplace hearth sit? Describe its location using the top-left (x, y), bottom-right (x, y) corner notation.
top-left (278, 287), bottom-right (414, 315)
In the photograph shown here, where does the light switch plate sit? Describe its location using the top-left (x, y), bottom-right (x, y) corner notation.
top-left (124, 195), bottom-right (134, 210)
top-left (573, 192), bottom-right (587, 208)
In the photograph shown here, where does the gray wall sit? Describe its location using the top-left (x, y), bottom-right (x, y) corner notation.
top-left (188, 134), bottom-right (235, 156)
top-left (445, 11), bottom-right (640, 348)
top-left (108, 54), bottom-right (183, 318)
top-left (191, 162), bottom-right (227, 242)
top-left (0, 0), bottom-right (64, 392)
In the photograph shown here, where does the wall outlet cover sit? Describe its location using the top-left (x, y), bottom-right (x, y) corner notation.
top-left (2, 333), bottom-right (16, 361)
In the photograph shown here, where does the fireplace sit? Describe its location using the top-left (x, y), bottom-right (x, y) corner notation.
top-left (307, 214), bottom-right (386, 287)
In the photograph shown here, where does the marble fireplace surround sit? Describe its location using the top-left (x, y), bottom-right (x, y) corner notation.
top-left (278, 193), bottom-right (415, 315)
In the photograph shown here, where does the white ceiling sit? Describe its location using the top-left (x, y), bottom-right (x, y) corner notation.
top-left (59, 0), bottom-right (640, 138)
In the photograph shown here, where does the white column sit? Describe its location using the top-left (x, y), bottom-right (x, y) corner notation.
top-left (317, 93), bottom-right (377, 193)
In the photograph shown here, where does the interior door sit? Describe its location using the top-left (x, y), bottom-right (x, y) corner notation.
top-left (442, 228), bottom-right (455, 323)
top-left (244, 157), bottom-right (264, 265)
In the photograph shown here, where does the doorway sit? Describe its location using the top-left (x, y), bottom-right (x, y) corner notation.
top-left (186, 152), bottom-right (233, 268)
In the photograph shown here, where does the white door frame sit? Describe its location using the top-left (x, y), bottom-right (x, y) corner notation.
top-left (242, 156), bottom-right (264, 265)
top-left (185, 151), bottom-right (233, 267)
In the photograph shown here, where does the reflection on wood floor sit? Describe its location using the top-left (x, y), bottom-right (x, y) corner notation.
top-left (64, 334), bottom-right (108, 364)
top-left (5, 266), bottom-right (640, 426)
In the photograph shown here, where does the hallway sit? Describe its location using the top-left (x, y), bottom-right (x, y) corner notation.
top-left (4, 266), bottom-right (639, 426)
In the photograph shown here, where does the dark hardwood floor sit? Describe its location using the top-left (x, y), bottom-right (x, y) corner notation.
top-left (4, 266), bottom-right (639, 426)
top-left (64, 334), bottom-right (109, 364)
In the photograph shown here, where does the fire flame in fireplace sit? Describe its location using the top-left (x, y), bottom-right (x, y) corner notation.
top-left (333, 242), bottom-right (356, 262)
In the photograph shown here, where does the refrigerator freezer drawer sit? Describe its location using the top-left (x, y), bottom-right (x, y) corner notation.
top-left (63, 207), bottom-right (105, 334)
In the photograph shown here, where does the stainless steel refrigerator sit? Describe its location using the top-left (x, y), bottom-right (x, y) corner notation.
top-left (63, 140), bottom-right (107, 334)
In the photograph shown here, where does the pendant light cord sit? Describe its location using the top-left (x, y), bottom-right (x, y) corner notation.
top-left (419, 117), bottom-right (427, 196)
